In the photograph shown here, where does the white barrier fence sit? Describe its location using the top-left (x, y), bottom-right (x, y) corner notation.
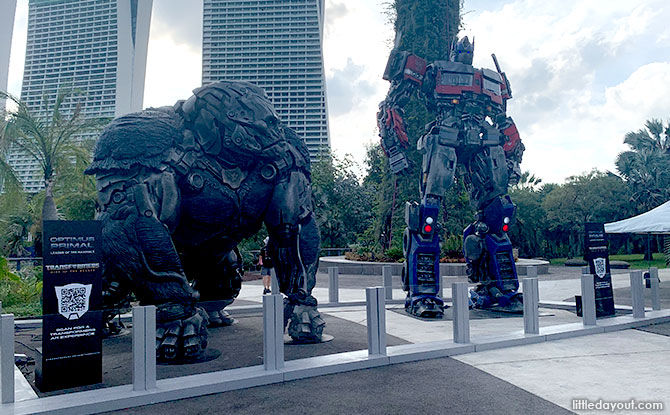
top-left (0, 267), bottom-right (668, 414)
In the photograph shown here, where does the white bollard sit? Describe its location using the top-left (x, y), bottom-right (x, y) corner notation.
top-left (630, 271), bottom-right (645, 318)
top-left (366, 287), bottom-right (387, 356)
top-left (382, 266), bottom-right (393, 301)
top-left (328, 267), bottom-right (339, 303)
top-left (263, 294), bottom-right (284, 370)
top-left (523, 277), bottom-right (540, 334)
top-left (132, 306), bottom-right (157, 391)
top-left (526, 265), bottom-right (538, 278)
top-left (580, 274), bottom-right (597, 326)
top-left (649, 267), bottom-right (661, 311)
top-left (270, 268), bottom-right (280, 296)
top-left (452, 282), bottom-right (470, 343)
top-left (1, 314), bottom-right (15, 403)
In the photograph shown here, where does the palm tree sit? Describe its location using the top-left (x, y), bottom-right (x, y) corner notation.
top-left (0, 89), bottom-right (110, 222)
top-left (615, 119), bottom-right (670, 211)
top-left (615, 118), bottom-right (670, 261)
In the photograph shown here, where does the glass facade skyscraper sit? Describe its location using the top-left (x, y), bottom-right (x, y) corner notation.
top-left (8, 0), bottom-right (152, 192)
top-left (202, 0), bottom-right (330, 160)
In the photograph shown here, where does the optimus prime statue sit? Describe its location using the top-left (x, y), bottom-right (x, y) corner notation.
top-left (377, 36), bottom-right (525, 316)
top-left (85, 81), bottom-right (324, 361)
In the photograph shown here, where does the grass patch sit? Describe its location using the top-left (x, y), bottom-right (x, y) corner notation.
top-left (550, 254), bottom-right (667, 269)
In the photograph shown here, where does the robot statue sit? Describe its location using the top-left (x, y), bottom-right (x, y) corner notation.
top-left (377, 36), bottom-right (525, 316)
top-left (85, 81), bottom-right (325, 361)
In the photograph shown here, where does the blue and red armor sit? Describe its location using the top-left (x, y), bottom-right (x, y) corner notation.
top-left (378, 36), bottom-right (525, 315)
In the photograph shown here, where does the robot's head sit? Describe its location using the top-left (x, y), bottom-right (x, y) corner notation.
top-left (450, 36), bottom-right (474, 65)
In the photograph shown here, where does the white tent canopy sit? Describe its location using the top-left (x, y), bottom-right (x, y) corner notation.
top-left (604, 200), bottom-right (670, 234)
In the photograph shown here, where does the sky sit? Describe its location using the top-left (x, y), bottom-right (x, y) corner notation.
top-left (6, 0), bottom-right (670, 184)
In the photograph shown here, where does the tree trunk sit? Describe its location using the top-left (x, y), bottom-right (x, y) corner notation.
top-left (42, 178), bottom-right (59, 222)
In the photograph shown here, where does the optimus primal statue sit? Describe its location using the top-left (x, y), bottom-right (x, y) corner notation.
top-left (85, 81), bottom-right (324, 361)
top-left (377, 36), bottom-right (525, 316)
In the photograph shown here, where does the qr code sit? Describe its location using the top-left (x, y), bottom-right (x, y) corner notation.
top-left (59, 287), bottom-right (87, 314)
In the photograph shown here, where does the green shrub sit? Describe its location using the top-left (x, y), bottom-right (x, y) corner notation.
top-left (0, 257), bottom-right (42, 315)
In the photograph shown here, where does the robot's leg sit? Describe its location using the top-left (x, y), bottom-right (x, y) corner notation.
top-left (402, 202), bottom-right (444, 318)
top-left (265, 170), bottom-right (325, 342)
top-left (401, 132), bottom-right (458, 318)
top-left (463, 146), bottom-right (522, 312)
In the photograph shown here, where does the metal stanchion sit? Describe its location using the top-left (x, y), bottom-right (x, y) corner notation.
top-left (523, 277), bottom-right (539, 334)
top-left (1, 313), bottom-right (15, 403)
top-left (580, 274), bottom-right (597, 326)
top-left (630, 271), bottom-right (645, 318)
top-left (263, 294), bottom-right (284, 370)
top-left (649, 267), bottom-right (661, 311)
top-left (328, 267), bottom-right (339, 303)
top-left (366, 287), bottom-right (387, 356)
top-left (382, 266), bottom-right (393, 301)
top-left (452, 282), bottom-right (470, 343)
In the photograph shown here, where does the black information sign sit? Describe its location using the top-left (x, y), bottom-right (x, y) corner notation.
top-left (583, 222), bottom-right (615, 317)
top-left (37, 220), bottom-right (103, 392)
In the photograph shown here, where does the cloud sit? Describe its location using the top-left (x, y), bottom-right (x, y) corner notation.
top-left (463, 0), bottom-right (670, 183)
top-left (324, 1), bottom-right (349, 36)
top-left (326, 59), bottom-right (378, 117)
top-left (150, 0), bottom-right (203, 52)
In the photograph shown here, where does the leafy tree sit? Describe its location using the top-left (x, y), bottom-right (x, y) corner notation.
top-left (508, 172), bottom-right (548, 258)
top-left (311, 152), bottom-right (374, 248)
top-left (0, 89), bottom-right (109, 222)
top-left (541, 170), bottom-right (631, 258)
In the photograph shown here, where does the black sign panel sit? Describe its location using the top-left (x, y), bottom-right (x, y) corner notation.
top-left (37, 220), bottom-right (103, 392)
top-left (583, 222), bottom-right (615, 317)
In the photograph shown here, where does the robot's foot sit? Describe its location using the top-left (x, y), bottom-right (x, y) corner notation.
top-left (205, 309), bottom-right (237, 327)
top-left (286, 304), bottom-right (326, 343)
top-left (406, 296), bottom-right (445, 319)
top-left (470, 289), bottom-right (523, 314)
top-left (156, 305), bottom-right (209, 361)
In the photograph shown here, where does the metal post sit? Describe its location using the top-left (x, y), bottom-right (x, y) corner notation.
top-left (1, 314), bottom-right (15, 403)
top-left (523, 277), bottom-right (539, 334)
top-left (144, 306), bottom-right (156, 390)
top-left (630, 271), bottom-right (645, 318)
top-left (382, 266), bottom-right (393, 301)
top-left (649, 267), bottom-right (661, 311)
top-left (270, 268), bottom-right (280, 296)
top-left (452, 282), bottom-right (470, 343)
top-left (263, 294), bottom-right (284, 370)
top-left (366, 287), bottom-right (386, 356)
top-left (580, 274), bottom-right (597, 326)
top-left (526, 265), bottom-right (538, 278)
top-left (132, 307), bottom-right (146, 391)
top-left (328, 267), bottom-right (339, 303)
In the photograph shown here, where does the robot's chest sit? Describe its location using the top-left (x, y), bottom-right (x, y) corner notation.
top-left (433, 62), bottom-right (503, 105)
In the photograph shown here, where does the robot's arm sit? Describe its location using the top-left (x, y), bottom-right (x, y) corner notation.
top-left (500, 117), bottom-right (524, 186)
top-left (378, 50), bottom-right (427, 174)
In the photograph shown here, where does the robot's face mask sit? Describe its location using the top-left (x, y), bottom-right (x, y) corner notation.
top-left (450, 36), bottom-right (474, 65)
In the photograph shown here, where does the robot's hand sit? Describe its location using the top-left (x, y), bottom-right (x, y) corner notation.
top-left (378, 106), bottom-right (410, 147)
top-left (386, 145), bottom-right (409, 174)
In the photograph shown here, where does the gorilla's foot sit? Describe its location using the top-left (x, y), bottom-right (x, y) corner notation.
top-left (286, 304), bottom-right (325, 343)
top-left (156, 305), bottom-right (209, 361)
top-left (206, 309), bottom-right (237, 327)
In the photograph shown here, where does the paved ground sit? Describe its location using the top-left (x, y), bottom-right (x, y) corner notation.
top-left (14, 266), bottom-right (670, 414)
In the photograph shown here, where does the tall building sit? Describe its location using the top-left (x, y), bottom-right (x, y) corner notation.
top-left (202, 0), bottom-right (330, 159)
top-left (0, 0), bottom-right (17, 112)
top-left (8, 0), bottom-right (152, 192)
